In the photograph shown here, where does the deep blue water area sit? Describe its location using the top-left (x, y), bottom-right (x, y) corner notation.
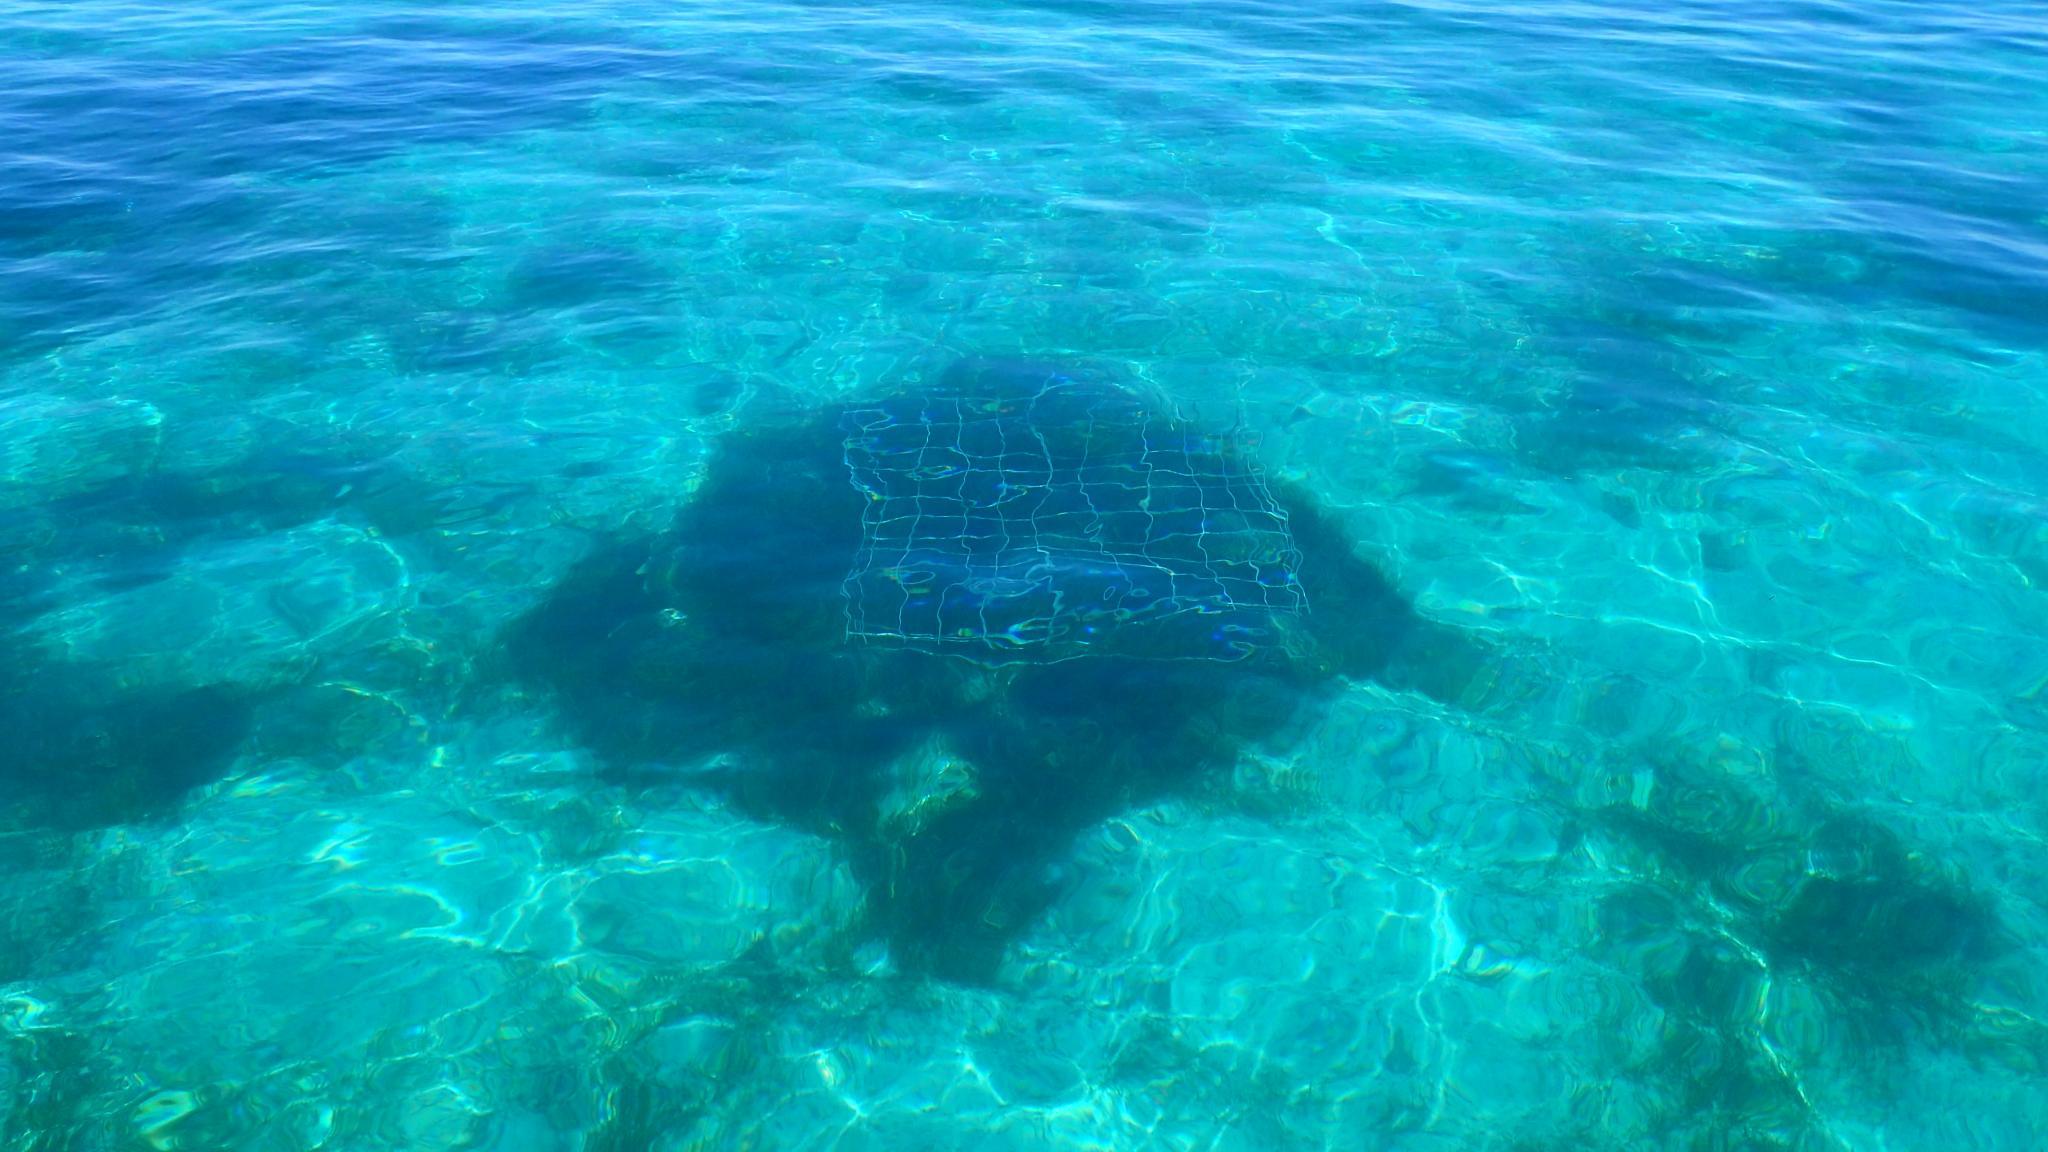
top-left (3, 1), bottom-right (2047, 1148)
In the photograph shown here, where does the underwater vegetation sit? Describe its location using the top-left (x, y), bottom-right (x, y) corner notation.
top-left (0, 657), bottom-right (258, 835)
top-left (500, 358), bottom-right (1513, 980)
top-left (0, 420), bottom-right (482, 838)
top-left (1563, 715), bottom-right (2044, 1149)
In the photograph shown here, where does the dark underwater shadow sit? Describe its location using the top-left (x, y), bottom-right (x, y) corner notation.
top-left (0, 426), bottom-right (543, 837)
top-left (498, 363), bottom-right (1514, 981)
top-left (0, 650), bottom-right (263, 835)
top-left (0, 449), bottom-right (349, 835)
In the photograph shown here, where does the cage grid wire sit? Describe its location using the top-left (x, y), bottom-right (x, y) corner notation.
top-left (841, 371), bottom-right (1307, 663)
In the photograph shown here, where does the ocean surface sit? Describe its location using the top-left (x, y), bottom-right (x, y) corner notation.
top-left (4, 0), bottom-right (2047, 1147)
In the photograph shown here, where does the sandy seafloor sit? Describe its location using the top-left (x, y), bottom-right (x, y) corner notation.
top-left (3, 0), bottom-right (2048, 1148)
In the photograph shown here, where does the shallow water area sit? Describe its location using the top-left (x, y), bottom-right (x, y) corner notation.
top-left (4, 0), bottom-right (2048, 1148)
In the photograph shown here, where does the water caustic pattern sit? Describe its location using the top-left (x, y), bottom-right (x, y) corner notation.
top-left (1, 0), bottom-right (2046, 1148)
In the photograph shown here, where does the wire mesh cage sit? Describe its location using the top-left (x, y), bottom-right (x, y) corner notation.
top-left (841, 364), bottom-right (1307, 664)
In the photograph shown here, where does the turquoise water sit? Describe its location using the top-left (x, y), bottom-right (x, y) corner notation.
top-left (4, 0), bottom-right (2047, 1145)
